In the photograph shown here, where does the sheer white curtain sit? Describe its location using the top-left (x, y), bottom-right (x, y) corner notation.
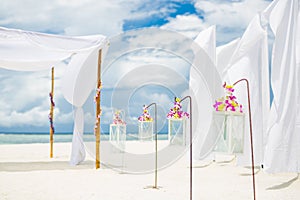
top-left (70, 107), bottom-right (86, 165)
top-left (216, 38), bottom-right (240, 77)
top-left (223, 14), bottom-right (269, 166)
top-left (262, 0), bottom-right (300, 173)
top-left (190, 26), bottom-right (225, 159)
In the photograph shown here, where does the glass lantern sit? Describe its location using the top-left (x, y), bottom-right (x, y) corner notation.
top-left (213, 111), bottom-right (245, 154)
top-left (168, 118), bottom-right (187, 146)
top-left (109, 124), bottom-right (126, 152)
top-left (138, 121), bottom-right (154, 141)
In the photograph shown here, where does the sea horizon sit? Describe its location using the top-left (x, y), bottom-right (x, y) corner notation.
top-left (0, 132), bottom-right (168, 145)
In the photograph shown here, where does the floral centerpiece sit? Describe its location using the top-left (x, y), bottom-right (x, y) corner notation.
top-left (138, 105), bottom-right (153, 122)
top-left (213, 82), bottom-right (243, 113)
top-left (167, 97), bottom-right (189, 119)
top-left (113, 110), bottom-right (126, 125)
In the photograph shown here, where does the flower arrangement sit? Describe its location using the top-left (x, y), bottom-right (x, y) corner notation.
top-left (138, 105), bottom-right (153, 122)
top-left (213, 82), bottom-right (243, 112)
top-left (167, 97), bottom-right (189, 119)
top-left (94, 85), bottom-right (101, 103)
top-left (113, 110), bottom-right (126, 125)
top-left (48, 92), bottom-right (55, 134)
top-left (94, 84), bottom-right (102, 133)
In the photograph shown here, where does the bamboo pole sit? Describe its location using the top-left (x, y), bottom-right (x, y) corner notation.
top-left (95, 49), bottom-right (102, 169)
top-left (50, 67), bottom-right (54, 158)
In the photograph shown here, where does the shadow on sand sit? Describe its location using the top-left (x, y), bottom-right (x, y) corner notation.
top-left (266, 174), bottom-right (299, 190)
top-left (0, 160), bottom-right (95, 172)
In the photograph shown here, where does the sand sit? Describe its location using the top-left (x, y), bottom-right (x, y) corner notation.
top-left (0, 142), bottom-right (299, 200)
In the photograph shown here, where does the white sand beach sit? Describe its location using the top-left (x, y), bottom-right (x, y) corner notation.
top-left (0, 142), bottom-right (299, 200)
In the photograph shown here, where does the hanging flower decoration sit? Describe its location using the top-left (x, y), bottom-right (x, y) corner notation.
top-left (94, 113), bottom-right (101, 134)
top-left (94, 83), bottom-right (102, 103)
top-left (48, 92), bottom-right (55, 134)
top-left (138, 105), bottom-right (153, 122)
top-left (94, 83), bottom-right (102, 134)
top-left (113, 110), bottom-right (126, 125)
top-left (213, 82), bottom-right (243, 112)
top-left (167, 97), bottom-right (189, 119)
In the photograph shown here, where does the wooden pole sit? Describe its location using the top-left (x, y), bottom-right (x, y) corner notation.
top-left (50, 67), bottom-right (54, 158)
top-left (95, 50), bottom-right (102, 169)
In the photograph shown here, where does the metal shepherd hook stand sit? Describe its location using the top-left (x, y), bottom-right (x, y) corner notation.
top-left (179, 96), bottom-right (192, 200)
top-left (233, 78), bottom-right (256, 200)
top-left (144, 102), bottom-right (158, 189)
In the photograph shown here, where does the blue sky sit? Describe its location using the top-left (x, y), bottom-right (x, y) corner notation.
top-left (0, 0), bottom-right (272, 133)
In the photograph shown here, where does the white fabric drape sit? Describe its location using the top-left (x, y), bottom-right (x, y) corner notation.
top-left (193, 26), bottom-right (216, 64)
top-left (0, 27), bottom-right (107, 71)
top-left (262, 0), bottom-right (300, 173)
top-left (216, 38), bottom-right (240, 77)
top-left (70, 107), bottom-right (86, 165)
top-left (223, 14), bottom-right (269, 166)
top-left (190, 26), bottom-right (224, 159)
top-left (0, 26), bottom-right (108, 165)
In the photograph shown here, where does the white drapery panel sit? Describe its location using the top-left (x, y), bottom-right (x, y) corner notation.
top-left (0, 26), bottom-right (109, 165)
top-left (262, 0), bottom-right (299, 173)
top-left (223, 14), bottom-right (269, 166)
top-left (216, 38), bottom-right (240, 77)
top-left (70, 107), bottom-right (86, 166)
top-left (190, 26), bottom-right (224, 159)
top-left (0, 27), bottom-right (107, 71)
top-left (193, 26), bottom-right (216, 64)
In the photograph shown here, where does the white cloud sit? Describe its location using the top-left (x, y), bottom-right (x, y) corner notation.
top-left (0, 106), bottom-right (49, 127)
top-left (0, 0), bottom-right (140, 36)
top-left (55, 109), bottom-right (73, 124)
top-left (0, 67), bottom-right (73, 128)
top-left (0, 70), bottom-right (50, 111)
top-left (195, 0), bottom-right (269, 27)
top-left (103, 44), bottom-right (192, 89)
top-left (161, 14), bottom-right (207, 39)
top-left (194, 0), bottom-right (271, 44)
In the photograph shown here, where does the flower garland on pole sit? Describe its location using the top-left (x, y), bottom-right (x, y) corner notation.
top-left (94, 83), bottom-right (102, 134)
top-left (48, 92), bottom-right (55, 134)
top-left (167, 97), bottom-right (189, 119)
top-left (213, 82), bottom-right (243, 113)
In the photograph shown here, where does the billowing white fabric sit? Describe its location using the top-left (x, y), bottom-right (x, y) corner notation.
top-left (62, 48), bottom-right (98, 107)
top-left (216, 38), bottom-right (240, 76)
top-left (193, 26), bottom-right (216, 64)
top-left (263, 0), bottom-right (300, 173)
top-left (223, 14), bottom-right (269, 166)
top-left (0, 26), bottom-right (107, 71)
top-left (70, 107), bottom-right (86, 166)
top-left (190, 26), bottom-right (224, 159)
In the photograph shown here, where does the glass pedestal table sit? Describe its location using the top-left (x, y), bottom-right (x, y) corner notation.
top-left (213, 111), bottom-right (245, 154)
top-left (138, 121), bottom-right (154, 141)
top-left (109, 124), bottom-right (126, 152)
top-left (168, 118), bottom-right (187, 146)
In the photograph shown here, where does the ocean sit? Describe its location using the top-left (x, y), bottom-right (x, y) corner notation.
top-left (0, 132), bottom-right (168, 145)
